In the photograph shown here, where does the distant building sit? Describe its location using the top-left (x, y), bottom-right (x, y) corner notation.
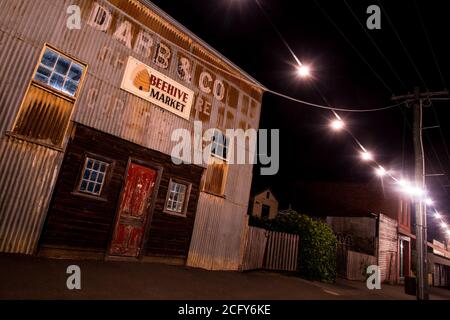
top-left (294, 181), bottom-right (450, 287)
top-left (250, 189), bottom-right (279, 219)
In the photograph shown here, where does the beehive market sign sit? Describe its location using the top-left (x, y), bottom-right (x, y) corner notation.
top-left (121, 56), bottom-right (194, 120)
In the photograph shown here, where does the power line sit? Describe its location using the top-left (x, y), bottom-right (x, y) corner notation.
top-left (266, 89), bottom-right (405, 112)
top-left (377, 0), bottom-right (428, 90)
top-left (343, 0), bottom-right (408, 92)
top-left (254, 0), bottom-right (302, 67)
top-left (413, 0), bottom-right (447, 89)
top-left (313, 0), bottom-right (393, 94)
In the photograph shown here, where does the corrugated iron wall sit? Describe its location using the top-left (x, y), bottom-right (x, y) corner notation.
top-left (0, 137), bottom-right (62, 254)
top-left (0, 0), bottom-right (262, 266)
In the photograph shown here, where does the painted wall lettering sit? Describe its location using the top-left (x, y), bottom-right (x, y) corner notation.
top-left (134, 30), bottom-right (154, 59)
top-left (113, 20), bottom-right (133, 48)
top-left (154, 42), bottom-right (172, 69)
top-left (177, 56), bottom-right (192, 83)
top-left (88, 3), bottom-right (112, 32)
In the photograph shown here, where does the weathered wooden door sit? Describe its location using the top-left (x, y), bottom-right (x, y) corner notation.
top-left (109, 163), bottom-right (157, 258)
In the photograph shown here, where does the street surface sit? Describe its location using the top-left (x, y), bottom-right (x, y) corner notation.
top-left (1, 254), bottom-right (449, 300)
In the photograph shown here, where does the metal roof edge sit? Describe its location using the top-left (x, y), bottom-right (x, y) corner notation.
top-left (138, 0), bottom-right (267, 91)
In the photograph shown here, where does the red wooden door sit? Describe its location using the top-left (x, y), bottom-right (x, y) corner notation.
top-left (109, 163), bottom-right (157, 257)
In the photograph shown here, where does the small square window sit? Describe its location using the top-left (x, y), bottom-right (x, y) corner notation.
top-left (33, 47), bottom-right (85, 97)
top-left (164, 180), bottom-right (190, 216)
top-left (78, 157), bottom-right (109, 196)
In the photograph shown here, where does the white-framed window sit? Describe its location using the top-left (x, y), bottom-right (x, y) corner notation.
top-left (34, 47), bottom-right (85, 97)
top-left (211, 130), bottom-right (229, 160)
top-left (164, 179), bottom-right (191, 216)
top-left (78, 157), bottom-right (109, 196)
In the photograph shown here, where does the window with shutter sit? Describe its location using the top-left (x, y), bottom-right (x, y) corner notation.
top-left (10, 45), bottom-right (86, 148)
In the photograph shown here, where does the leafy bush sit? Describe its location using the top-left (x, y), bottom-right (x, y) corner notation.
top-left (249, 212), bottom-right (337, 282)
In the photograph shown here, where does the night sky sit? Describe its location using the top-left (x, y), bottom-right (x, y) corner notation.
top-left (150, 0), bottom-right (450, 239)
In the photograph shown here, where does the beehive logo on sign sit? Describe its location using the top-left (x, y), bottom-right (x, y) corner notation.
top-left (132, 67), bottom-right (151, 93)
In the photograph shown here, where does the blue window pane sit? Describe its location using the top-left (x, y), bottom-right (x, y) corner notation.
top-left (80, 180), bottom-right (87, 191)
top-left (87, 182), bottom-right (95, 192)
top-left (68, 64), bottom-right (83, 82)
top-left (49, 73), bottom-right (64, 90)
top-left (55, 57), bottom-right (70, 76)
top-left (93, 162), bottom-right (100, 171)
top-left (91, 171), bottom-right (97, 181)
top-left (83, 169), bottom-right (90, 179)
top-left (41, 49), bottom-right (58, 68)
top-left (94, 184), bottom-right (101, 194)
top-left (34, 66), bottom-right (51, 84)
top-left (87, 159), bottom-right (93, 168)
top-left (63, 80), bottom-right (78, 96)
top-left (98, 173), bottom-right (104, 183)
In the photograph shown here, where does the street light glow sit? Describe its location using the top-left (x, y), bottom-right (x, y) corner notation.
top-left (330, 119), bottom-right (345, 131)
top-left (441, 222), bottom-right (447, 229)
top-left (434, 212), bottom-right (442, 219)
top-left (297, 65), bottom-right (310, 78)
top-left (425, 198), bottom-right (434, 206)
top-left (375, 166), bottom-right (387, 177)
top-left (360, 151), bottom-right (373, 161)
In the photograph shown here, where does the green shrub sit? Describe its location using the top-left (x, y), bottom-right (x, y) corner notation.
top-left (249, 212), bottom-right (337, 282)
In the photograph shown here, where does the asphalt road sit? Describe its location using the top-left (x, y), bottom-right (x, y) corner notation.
top-left (0, 254), bottom-right (449, 300)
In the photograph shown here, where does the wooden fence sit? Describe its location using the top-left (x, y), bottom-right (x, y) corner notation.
top-left (241, 226), bottom-right (299, 272)
top-left (345, 250), bottom-right (377, 281)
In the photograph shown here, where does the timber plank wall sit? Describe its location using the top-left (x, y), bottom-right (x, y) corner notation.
top-left (39, 124), bottom-right (203, 258)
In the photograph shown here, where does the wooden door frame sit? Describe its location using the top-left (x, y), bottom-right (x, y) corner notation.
top-left (105, 157), bottom-right (163, 261)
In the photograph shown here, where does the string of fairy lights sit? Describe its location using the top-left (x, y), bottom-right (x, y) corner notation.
top-left (254, 0), bottom-right (450, 241)
top-left (152, 0), bottom-right (450, 240)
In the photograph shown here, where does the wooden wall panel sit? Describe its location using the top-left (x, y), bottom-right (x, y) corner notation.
top-left (39, 124), bottom-right (203, 257)
top-left (378, 214), bottom-right (399, 283)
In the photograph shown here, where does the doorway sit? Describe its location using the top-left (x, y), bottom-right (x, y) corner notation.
top-left (399, 237), bottom-right (410, 279)
top-left (109, 162), bottom-right (158, 258)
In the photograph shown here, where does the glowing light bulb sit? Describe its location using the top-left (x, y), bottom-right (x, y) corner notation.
top-left (361, 151), bottom-right (373, 161)
top-left (375, 166), bottom-right (387, 177)
top-left (330, 119), bottom-right (345, 131)
top-left (297, 65), bottom-right (310, 78)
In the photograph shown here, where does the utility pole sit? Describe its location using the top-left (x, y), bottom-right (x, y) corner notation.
top-left (392, 88), bottom-right (448, 300)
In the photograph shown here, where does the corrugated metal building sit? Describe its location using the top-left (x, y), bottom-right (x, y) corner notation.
top-left (0, 0), bottom-right (265, 270)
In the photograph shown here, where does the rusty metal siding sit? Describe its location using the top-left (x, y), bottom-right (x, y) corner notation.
top-left (187, 193), bottom-right (249, 270)
top-left (0, 0), bottom-right (263, 265)
top-left (0, 137), bottom-right (62, 254)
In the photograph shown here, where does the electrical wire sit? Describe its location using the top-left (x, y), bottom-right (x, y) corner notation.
top-left (313, 0), bottom-right (393, 94)
top-left (343, 0), bottom-right (409, 92)
top-left (266, 89), bottom-right (406, 112)
top-left (377, 0), bottom-right (429, 90)
top-left (413, 0), bottom-right (447, 89)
